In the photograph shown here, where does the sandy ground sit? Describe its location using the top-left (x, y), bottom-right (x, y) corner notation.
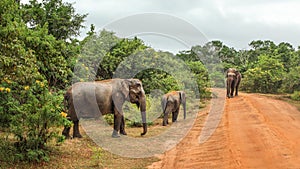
top-left (148, 91), bottom-right (300, 169)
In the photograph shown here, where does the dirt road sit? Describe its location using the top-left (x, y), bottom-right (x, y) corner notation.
top-left (148, 92), bottom-right (300, 169)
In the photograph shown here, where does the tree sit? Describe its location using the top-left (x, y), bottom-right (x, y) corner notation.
top-left (22, 0), bottom-right (87, 41)
top-left (97, 36), bottom-right (147, 80)
top-left (18, 0), bottom-right (87, 89)
top-left (211, 40), bottom-right (237, 69)
top-left (241, 55), bottom-right (285, 93)
top-left (77, 30), bottom-right (148, 81)
top-left (189, 43), bottom-right (225, 88)
top-left (0, 0), bottom-right (73, 162)
top-left (273, 42), bottom-right (295, 72)
top-left (281, 66), bottom-right (300, 93)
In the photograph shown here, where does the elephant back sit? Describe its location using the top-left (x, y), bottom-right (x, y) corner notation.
top-left (70, 82), bottom-right (109, 119)
top-left (162, 91), bottom-right (181, 111)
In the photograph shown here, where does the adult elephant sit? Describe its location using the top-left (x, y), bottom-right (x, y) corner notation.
top-left (62, 78), bottom-right (147, 138)
top-left (226, 68), bottom-right (242, 98)
top-left (161, 91), bottom-right (186, 126)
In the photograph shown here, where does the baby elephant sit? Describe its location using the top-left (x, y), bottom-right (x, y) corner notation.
top-left (161, 91), bottom-right (186, 126)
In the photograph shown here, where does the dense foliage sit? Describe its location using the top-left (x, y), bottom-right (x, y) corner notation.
top-left (0, 0), bottom-right (299, 164)
top-left (78, 30), bottom-right (211, 97)
top-left (235, 40), bottom-right (300, 94)
top-left (0, 0), bottom-right (82, 162)
top-left (184, 40), bottom-right (300, 94)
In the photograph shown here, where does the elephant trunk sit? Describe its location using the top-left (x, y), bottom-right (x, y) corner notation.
top-left (140, 96), bottom-right (147, 136)
top-left (183, 102), bottom-right (186, 119)
top-left (141, 116), bottom-right (147, 136)
top-left (179, 91), bottom-right (186, 120)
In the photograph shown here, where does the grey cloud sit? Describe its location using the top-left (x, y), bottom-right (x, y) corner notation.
top-left (66, 0), bottom-right (300, 51)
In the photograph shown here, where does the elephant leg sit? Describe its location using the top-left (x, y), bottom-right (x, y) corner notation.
top-left (62, 126), bottom-right (71, 139)
top-left (163, 111), bottom-right (169, 126)
top-left (227, 89), bottom-right (230, 98)
top-left (120, 115), bottom-right (127, 135)
top-left (112, 112), bottom-right (122, 138)
top-left (73, 120), bottom-right (82, 138)
top-left (227, 87), bottom-right (231, 98)
top-left (230, 80), bottom-right (235, 97)
top-left (226, 80), bottom-right (231, 98)
top-left (172, 112), bottom-right (175, 122)
top-left (172, 109), bottom-right (179, 122)
top-left (235, 81), bottom-right (240, 96)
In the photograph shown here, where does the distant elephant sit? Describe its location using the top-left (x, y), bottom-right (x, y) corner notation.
top-left (161, 91), bottom-right (186, 126)
top-left (62, 78), bottom-right (147, 138)
top-left (226, 68), bottom-right (242, 98)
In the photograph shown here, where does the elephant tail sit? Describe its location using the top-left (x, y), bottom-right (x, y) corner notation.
top-left (63, 91), bottom-right (71, 116)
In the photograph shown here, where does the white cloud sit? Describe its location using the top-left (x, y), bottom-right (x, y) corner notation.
top-left (22, 0), bottom-right (300, 50)
top-left (213, 1), bottom-right (300, 25)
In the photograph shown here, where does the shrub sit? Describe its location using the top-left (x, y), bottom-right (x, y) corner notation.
top-left (240, 55), bottom-right (285, 93)
top-left (281, 66), bottom-right (300, 93)
top-left (0, 0), bottom-right (75, 162)
top-left (0, 79), bottom-right (67, 162)
top-left (124, 95), bottom-right (159, 127)
top-left (291, 91), bottom-right (300, 101)
top-left (103, 114), bottom-right (114, 125)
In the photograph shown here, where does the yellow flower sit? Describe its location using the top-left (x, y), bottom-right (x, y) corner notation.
top-left (5, 88), bottom-right (11, 93)
top-left (39, 82), bottom-right (44, 87)
top-left (3, 78), bottom-right (12, 84)
top-left (85, 66), bottom-right (89, 71)
top-left (24, 86), bottom-right (30, 90)
top-left (60, 112), bottom-right (68, 118)
top-left (36, 80), bottom-right (45, 87)
top-left (80, 79), bottom-right (84, 82)
top-left (0, 87), bottom-right (4, 92)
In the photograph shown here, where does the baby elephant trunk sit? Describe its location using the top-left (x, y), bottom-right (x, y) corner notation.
top-left (140, 97), bottom-right (147, 136)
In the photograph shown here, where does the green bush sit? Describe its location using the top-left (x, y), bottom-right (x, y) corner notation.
top-left (124, 95), bottom-right (159, 127)
top-left (101, 96), bottom-right (160, 127)
top-left (291, 91), bottom-right (300, 101)
top-left (103, 114), bottom-right (114, 125)
top-left (281, 66), bottom-right (300, 93)
top-left (240, 55), bottom-right (285, 93)
top-left (0, 79), bottom-right (67, 162)
top-left (0, 0), bottom-right (81, 162)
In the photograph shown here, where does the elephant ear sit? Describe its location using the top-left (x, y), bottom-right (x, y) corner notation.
top-left (121, 79), bottom-right (130, 99)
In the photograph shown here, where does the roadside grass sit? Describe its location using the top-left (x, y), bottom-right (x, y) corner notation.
top-left (258, 93), bottom-right (300, 111)
top-left (0, 117), bottom-right (189, 169)
top-left (0, 124), bottom-right (161, 169)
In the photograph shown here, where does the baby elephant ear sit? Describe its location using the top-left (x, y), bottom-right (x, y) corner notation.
top-left (121, 79), bottom-right (130, 98)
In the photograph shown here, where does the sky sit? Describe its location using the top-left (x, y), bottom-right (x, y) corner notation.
top-left (27, 0), bottom-right (300, 53)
